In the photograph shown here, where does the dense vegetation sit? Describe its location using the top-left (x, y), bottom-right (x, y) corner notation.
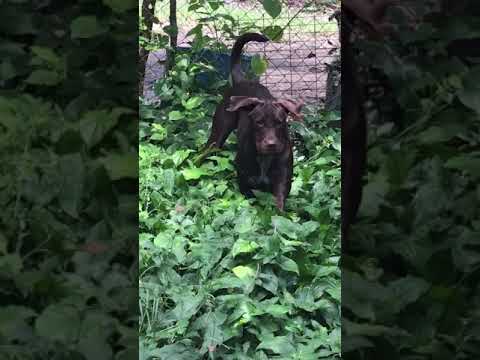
top-left (343, 3), bottom-right (480, 359)
top-left (139, 45), bottom-right (341, 359)
top-left (0, 1), bottom-right (138, 359)
top-left (139, 0), bottom-right (341, 358)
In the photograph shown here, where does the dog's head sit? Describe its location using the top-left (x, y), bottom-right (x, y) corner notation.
top-left (226, 96), bottom-right (304, 155)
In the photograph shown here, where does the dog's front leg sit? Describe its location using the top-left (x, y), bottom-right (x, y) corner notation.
top-left (273, 191), bottom-right (286, 211)
top-left (234, 112), bottom-right (258, 199)
top-left (238, 175), bottom-right (256, 198)
top-left (271, 166), bottom-right (292, 211)
top-left (235, 155), bottom-right (256, 199)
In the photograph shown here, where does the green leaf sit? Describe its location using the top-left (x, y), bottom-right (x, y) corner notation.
top-left (234, 210), bottom-right (255, 234)
top-left (299, 221), bottom-right (319, 237)
top-left (168, 110), bottom-right (184, 120)
top-left (77, 312), bottom-right (115, 359)
top-left (208, 0), bottom-right (222, 11)
top-left (0, 306), bottom-right (36, 341)
top-left (162, 168), bottom-right (175, 196)
top-left (201, 310), bottom-right (227, 351)
top-left (232, 238), bottom-right (259, 257)
top-left (257, 336), bottom-right (295, 354)
top-left (343, 318), bottom-right (409, 338)
top-left (57, 153), bottom-right (84, 218)
top-left (181, 166), bottom-right (210, 180)
top-left (445, 155), bottom-right (480, 178)
top-left (358, 173), bottom-right (389, 217)
top-left (35, 305), bottom-right (81, 342)
top-left (70, 16), bottom-right (106, 39)
top-left (342, 271), bottom-right (388, 321)
top-left (272, 216), bottom-right (299, 239)
top-left (172, 293), bottom-right (204, 321)
top-left (458, 65), bottom-right (480, 113)
top-left (183, 96), bottom-right (204, 110)
top-left (172, 149), bottom-right (193, 167)
top-left (232, 265), bottom-right (256, 280)
top-left (277, 256), bottom-right (299, 274)
top-left (262, 0), bottom-right (282, 19)
top-left (259, 269), bottom-right (279, 294)
top-left (0, 254), bottom-right (23, 278)
top-left (78, 109), bottom-right (121, 149)
top-left (262, 303), bottom-right (290, 317)
top-left (150, 344), bottom-right (198, 360)
top-left (150, 123), bottom-right (167, 141)
top-left (418, 125), bottom-right (457, 144)
top-left (31, 46), bottom-right (62, 68)
top-left (251, 55), bottom-right (268, 76)
top-left (209, 156), bottom-right (234, 172)
top-left (386, 276), bottom-right (430, 313)
top-left (193, 312), bottom-right (228, 347)
top-left (293, 286), bottom-right (318, 312)
top-left (263, 26), bottom-right (283, 41)
top-left (0, 61), bottom-right (17, 81)
top-left (103, 0), bottom-right (137, 13)
top-left (453, 227), bottom-right (480, 272)
top-left (77, 335), bottom-right (113, 360)
top-left (101, 153), bottom-right (138, 180)
top-left (154, 233), bottom-right (187, 262)
top-left (25, 70), bottom-right (62, 86)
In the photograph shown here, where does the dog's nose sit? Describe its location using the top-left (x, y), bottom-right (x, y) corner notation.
top-left (265, 138), bottom-right (277, 149)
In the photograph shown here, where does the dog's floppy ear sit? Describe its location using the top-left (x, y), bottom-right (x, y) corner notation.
top-left (226, 96), bottom-right (264, 112)
top-left (274, 98), bottom-right (304, 122)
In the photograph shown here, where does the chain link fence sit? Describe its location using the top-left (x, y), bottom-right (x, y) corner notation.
top-left (141, 0), bottom-right (339, 106)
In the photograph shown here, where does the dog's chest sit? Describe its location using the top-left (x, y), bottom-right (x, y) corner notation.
top-left (247, 155), bottom-right (273, 187)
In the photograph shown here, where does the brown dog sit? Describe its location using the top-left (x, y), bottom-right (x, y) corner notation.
top-left (205, 33), bottom-right (304, 211)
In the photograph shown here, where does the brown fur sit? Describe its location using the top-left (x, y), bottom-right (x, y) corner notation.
top-left (205, 33), bottom-right (303, 210)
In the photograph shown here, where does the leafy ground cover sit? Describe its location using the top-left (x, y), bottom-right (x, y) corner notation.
top-left (0, 2), bottom-right (138, 359)
top-left (139, 54), bottom-right (341, 359)
top-left (342, 6), bottom-right (480, 359)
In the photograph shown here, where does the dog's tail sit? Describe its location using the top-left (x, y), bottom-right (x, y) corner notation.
top-left (231, 33), bottom-right (269, 85)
